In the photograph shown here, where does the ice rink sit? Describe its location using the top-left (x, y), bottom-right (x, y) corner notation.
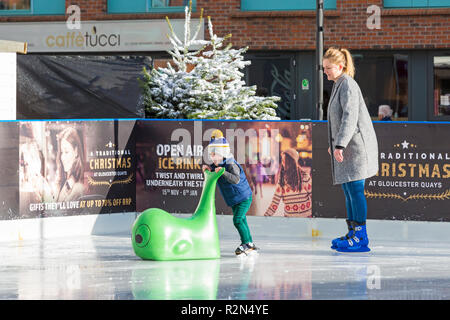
top-left (2, 232), bottom-right (450, 300)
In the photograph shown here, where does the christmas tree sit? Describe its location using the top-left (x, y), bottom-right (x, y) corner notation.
top-left (139, 2), bottom-right (280, 120)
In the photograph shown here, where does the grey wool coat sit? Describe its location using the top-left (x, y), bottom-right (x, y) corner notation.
top-left (327, 73), bottom-right (379, 185)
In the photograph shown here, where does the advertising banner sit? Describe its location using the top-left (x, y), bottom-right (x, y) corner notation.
top-left (19, 120), bottom-right (136, 218)
top-left (0, 119), bottom-right (446, 222)
top-left (0, 19), bottom-right (203, 53)
top-left (312, 122), bottom-right (450, 221)
top-left (136, 120), bottom-right (313, 217)
top-left (366, 123), bottom-right (450, 221)
top-left (135, 120), bottom-right (203, 214)
top-left (0, 122), bottom-right (19, 220)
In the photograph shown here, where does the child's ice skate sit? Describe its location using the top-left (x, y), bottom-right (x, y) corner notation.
top-left (245, 242), bottom-right (259, 255)
top-left (235, 243), bottom-right (258, 256)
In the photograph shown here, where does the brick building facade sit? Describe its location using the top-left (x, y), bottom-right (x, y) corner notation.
top-left (1, 0), bottom-right (449, 120)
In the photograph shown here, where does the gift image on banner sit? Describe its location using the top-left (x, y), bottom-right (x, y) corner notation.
top-left (19, 120), bottom-right (136, 218)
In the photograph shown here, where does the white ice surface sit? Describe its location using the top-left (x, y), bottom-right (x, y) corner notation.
top-left (1, 235), bottom-right (450, 300)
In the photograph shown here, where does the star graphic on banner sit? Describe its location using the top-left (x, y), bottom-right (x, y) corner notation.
top-left (401, 140), bottom-right (409, 149)
top-left (106, 141), bottom-right (115, 148)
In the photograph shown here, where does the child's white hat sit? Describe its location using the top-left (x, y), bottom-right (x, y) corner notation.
top-left (208, 129), bottom-right (231, 158)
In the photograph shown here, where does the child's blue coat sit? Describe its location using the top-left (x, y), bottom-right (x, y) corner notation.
top-left (211, 158), bottom-right (253, 207)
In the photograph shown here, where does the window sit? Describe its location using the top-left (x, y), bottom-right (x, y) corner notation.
top-left (323, 53), bottom-right (409, 121)
top-left (384, 0), bottom-right (450, 8)
top-left (152, 0), bottom-right (189, 8)
top-left (241, 0), bottom-right (337, 11)
top-left (0, 0), bottom-right (31, 13)
top-left (108, 0), bottom-right (192, 14)
top-left (244, 54), bottom-right (295, 120)
top-left (0, 0), bottom-right (65, 15)
top-left (433, 56), bottom-right (450, 117)
top-left (353, 52), bottom-right (409, 121)
top-left (0, 0), bottom-right (30, 10)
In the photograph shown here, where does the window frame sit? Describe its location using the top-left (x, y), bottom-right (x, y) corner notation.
top-left (243, 51), bottom-right (298, 120)
top-left (240, 0), bottom-right (337, 12)
top-left (428, 51), bottom-right (450, 121)
top-left (107, 0), bottom-right (195, 14)
top-left (384, 0), bottom-right (450, 9)
top-left (350, 50), bottom-right (410, 121)
top-left (0, 0), bottom-right (33, 15)
top-left (0, 0), bottom-right (66, 16)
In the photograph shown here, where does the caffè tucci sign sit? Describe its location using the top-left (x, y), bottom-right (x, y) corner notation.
top-left (0, 19), bottom-right (203, 52)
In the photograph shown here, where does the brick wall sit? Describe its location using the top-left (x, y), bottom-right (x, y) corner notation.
top-left (69, 0), bottom-right (107, 16)
top-left (0, 0), bottom-right (448, 50)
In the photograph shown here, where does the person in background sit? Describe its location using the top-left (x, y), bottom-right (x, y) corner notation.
top-left (264, 148), bottom-right (312, 218)
top-left (250, 158), bottom-right (266, 198)
top-left (323, 47), bottom-right (379, 253)
top-left (55, 127), bottom-right (85, 202)
top-left (378, 105), bottom-right (393, 121)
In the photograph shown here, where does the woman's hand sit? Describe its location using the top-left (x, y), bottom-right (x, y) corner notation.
top-left (333, 149), bottom-right (344, 162)
top-left (202, 165), bottom-right (210, 172)
top-left (215, 167), bottom-right (222, 173)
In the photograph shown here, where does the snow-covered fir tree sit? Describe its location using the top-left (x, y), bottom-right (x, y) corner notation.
top-left (139, 2), bottom-right (280, 120)
top-left (139, 4), bottom-right (207, 119)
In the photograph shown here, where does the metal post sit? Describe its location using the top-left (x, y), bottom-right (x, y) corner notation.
top-left (316, 0), bottom-right (324, 120)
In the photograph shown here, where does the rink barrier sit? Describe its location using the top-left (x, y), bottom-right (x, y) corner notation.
top-left (0, 118), bottom-right (449, 242)
top-left (2, 212), bottom-right (450, 244)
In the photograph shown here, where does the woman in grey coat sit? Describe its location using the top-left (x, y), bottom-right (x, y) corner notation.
top-left (323, 47), bottom-right (379, 253)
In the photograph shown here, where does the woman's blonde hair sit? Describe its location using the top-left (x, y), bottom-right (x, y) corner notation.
top-left (323, 47), bottom-right (355, 78)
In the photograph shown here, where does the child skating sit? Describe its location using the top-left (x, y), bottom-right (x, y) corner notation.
top-left (202, 130), bottom-right (257, 256)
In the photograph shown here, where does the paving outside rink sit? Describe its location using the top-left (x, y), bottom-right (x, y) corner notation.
top-left (1, 215), bottom-right (450, 300)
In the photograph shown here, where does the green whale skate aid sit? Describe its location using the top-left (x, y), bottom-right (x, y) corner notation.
top-left (132, 167), bottom-right (225, 260)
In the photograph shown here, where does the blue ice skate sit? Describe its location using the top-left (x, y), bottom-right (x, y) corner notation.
top-left (336, 221), bottom-right (370, 253)
top-left (331, 219), bottom-right (354, 250)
